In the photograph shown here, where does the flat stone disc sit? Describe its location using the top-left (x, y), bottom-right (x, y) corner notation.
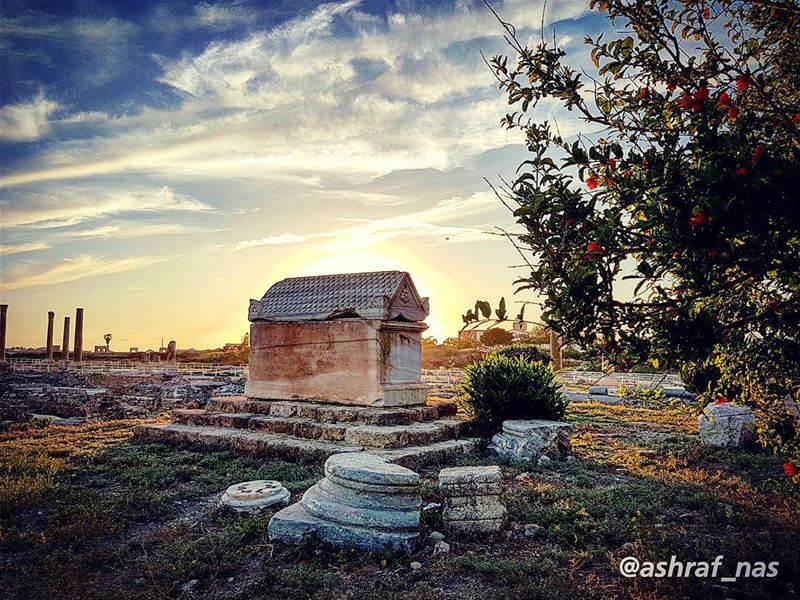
top-left (325, 452), bottom-right (419, 488)
top-left (220, 480), bottom-right (290, 514)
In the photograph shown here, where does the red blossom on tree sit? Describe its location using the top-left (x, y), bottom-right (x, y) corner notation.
top-left (785, 462), bottom-right (799, 478)
top-left (715, 395), bottom-right (729, 405)
top-left (727, 107), bottom-right (740, 120)
top-left (586, 175), bottom-right (599, 189)
top-left (736, 167), bottom-right (748, 176)
top-left (717, 91), bottom-right (732, 108)
top-left (736, 75), bottom-right (751, 91)
top-left (694, 87), bottom-right (710, 102)
top-left (688, 210), bottom-right (708, 227)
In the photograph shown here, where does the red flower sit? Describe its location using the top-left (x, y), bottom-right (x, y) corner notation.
top-left (735, 75), bottom-right (751, 91)
top-left (666, 306), bottom-right (678, 317)
top-left (715, 395), bottom-right (728, 405)
top-left (640, 87), bottom-right (648, 99)
top-left (736, 167), bottom-right (748, 176)
top-left (586, 241), bottom-right (605, 255)
top-left (764, 298), bottom-right (780, 312)
top-left (717, 91), bottom-right (732, 108)
top-left (667, 81), bottom-right (676, 93)
top-left (693, 87), bottom-right (709, 102)
top-left (608, 158), bottom-right (617, 170)
top-left (784, 462), bottom-right (798, 478)
top-left (586, 176), bottom-right (599, 190)
top-left (792, 113), bottom-right (800, 124)
top-left (727, 107), bottom-right (739, 120)
top-left (688, 210), bottom-right (708, 227)
top-left (751, 144), bottom-right (764, 165)
top-left (674, 287), bottom-right (684, 298)
top-left (676, 92), bottom-right (693, 109)
top-left (567, 217), bottom-right (577, 226)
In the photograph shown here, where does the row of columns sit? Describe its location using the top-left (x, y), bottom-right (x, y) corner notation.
top-left (46, 308), bottom-right (84, 361)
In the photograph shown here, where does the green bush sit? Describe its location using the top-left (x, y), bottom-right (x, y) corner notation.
top-left (489, 343), bottom-right (551, 365)
top-left (460, 354), bottom-right (567, 436)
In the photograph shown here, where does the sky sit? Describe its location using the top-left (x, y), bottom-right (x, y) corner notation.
top-left (0, 0), bottom-right (605, 350)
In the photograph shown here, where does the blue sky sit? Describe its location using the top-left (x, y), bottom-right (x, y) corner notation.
top-left (0, 0), bottom-right (604, 348)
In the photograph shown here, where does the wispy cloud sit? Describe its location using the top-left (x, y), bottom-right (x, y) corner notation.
top-left (2, 186), bottom-right (213, 229)
top-left (0, 242), bottom-right (50, 255)
top-left (0, 255), bottom-right (168, 290)
top-left (61, 222), bottom-right (227, 239)
top-left (0, 92), bottom-right (60, 142)
top-left (213, 190), bottom-right (500, 252)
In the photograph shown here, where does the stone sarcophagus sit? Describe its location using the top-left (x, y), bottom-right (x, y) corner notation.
top-left (245, 271), bottom-right (430, 407)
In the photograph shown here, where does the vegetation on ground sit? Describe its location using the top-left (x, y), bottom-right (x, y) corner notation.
top-left (460, 354), bottom-right (567, 435)
top-left (1, 404), bottom-right (797, 599)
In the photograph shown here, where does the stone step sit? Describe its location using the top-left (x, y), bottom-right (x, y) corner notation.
top-left (205, 396), bottom-right (456, 424)
top-left (171, 409), bottom-right (464, 449)
top-left (133, 423), bottom-right (476, 467)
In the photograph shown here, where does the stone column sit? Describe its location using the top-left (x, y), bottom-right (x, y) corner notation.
top-left (73, 308), bottom-right (84, 362)
top-left (549, 330), bottom-right (562, 371)
top-left (46, 311), bottom-right (55, 360)
top-left (0, 304), bottom-right (7, 363)
top-left (62, 316), bottom-right (71, 361)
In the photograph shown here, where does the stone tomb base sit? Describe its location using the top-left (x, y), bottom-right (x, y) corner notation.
top-left (134, 396), bottom-right (474, 468)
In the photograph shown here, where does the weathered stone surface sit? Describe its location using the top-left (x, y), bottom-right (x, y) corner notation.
top-left (268, 453), bottom-right (421, 553)
top-left (490, 420), bottom-right (573, 462)
top-left (439, 465), bottom-right (506, 535)
top-left (698, 403), bottom-right (757, 448)
top-left (220, 480), bottom-right (290, 514)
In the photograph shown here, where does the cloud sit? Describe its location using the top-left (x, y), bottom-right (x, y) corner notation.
top-left (216, 190), bottom-right (501, 252)
top-left (0, 255), bottom-right (168, 290)
top-left (0, 92), bottom-right (60, 142)
top-left (0, 1), bottom-right (589, 187)
top-left (0, 242), bottom-right (50, 255)
top-left (61, 222), bottom-right (228, 239)
top-left (2, 186), bottom-right (213, 229)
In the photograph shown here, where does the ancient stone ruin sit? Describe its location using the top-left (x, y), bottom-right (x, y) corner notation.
top-left (490, 419), bottom-right (573, 463)
top-left (268, 452), bottom-right (422, 552)
top-left (440, 465), bottom-right (507, 534)
top-left (135, 271), bottom-right (473, 466)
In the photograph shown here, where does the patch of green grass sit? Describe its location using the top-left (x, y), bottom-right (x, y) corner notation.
top-left (93, 442), bottom-right (321, 496)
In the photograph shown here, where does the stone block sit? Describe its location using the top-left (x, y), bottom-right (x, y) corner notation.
top-left (490, 419), bottom-right (573, 463)
top-left (439, 465), bottom-right (506, 535)
top-left (268, 452), bottom-right (421, 553)
top-left (698, 403), bottom-right (757, 448)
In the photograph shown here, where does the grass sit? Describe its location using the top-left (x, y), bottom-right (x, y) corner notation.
top-left (0, 403), bottom-right (798, 600)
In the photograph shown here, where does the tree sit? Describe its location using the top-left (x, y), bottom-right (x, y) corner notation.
top-left (489, 0), bottom-right (800, 473)
top-left (480, 328), bottom-right (514, 346)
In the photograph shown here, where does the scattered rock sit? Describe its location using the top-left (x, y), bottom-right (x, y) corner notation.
top-left (698, 404), bottom-right (757, 448)
top-left (220, 480), bottom-right (290, 515)
top-left (422, 502), bottom-right (441, 511)
top-left (429, 531), bottom-right (445, 542)
top-left (410, 561), bottom-right (422, 571)
top-left (491, 420), bottom-right (573, 463)
top-left (537, 455), bottom-right (552, 467)
top-left (589, 386), bottom-right (609, 396)
top-left (524, 524), bottom-right (543, 538)
top-left (433, 540), bottom-right (450, 556)
top-left (565, 455), bottom-right (577, 464)
top-left (181, 580), bottom-right (200, 596)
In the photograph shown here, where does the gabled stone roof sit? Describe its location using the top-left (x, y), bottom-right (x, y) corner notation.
top-left (248, 271), bottom-right (429, 322)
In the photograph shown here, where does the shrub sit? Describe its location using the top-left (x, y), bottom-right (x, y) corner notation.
top-left (489, 343), bottom-right (551, 365)
top-left (460, 354), bottom-right (567, 436)
top-left (617, 384), bottom-right (666, 405)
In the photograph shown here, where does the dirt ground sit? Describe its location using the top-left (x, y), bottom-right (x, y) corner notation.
top-left (1, 402), bottom-right (797, 600)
